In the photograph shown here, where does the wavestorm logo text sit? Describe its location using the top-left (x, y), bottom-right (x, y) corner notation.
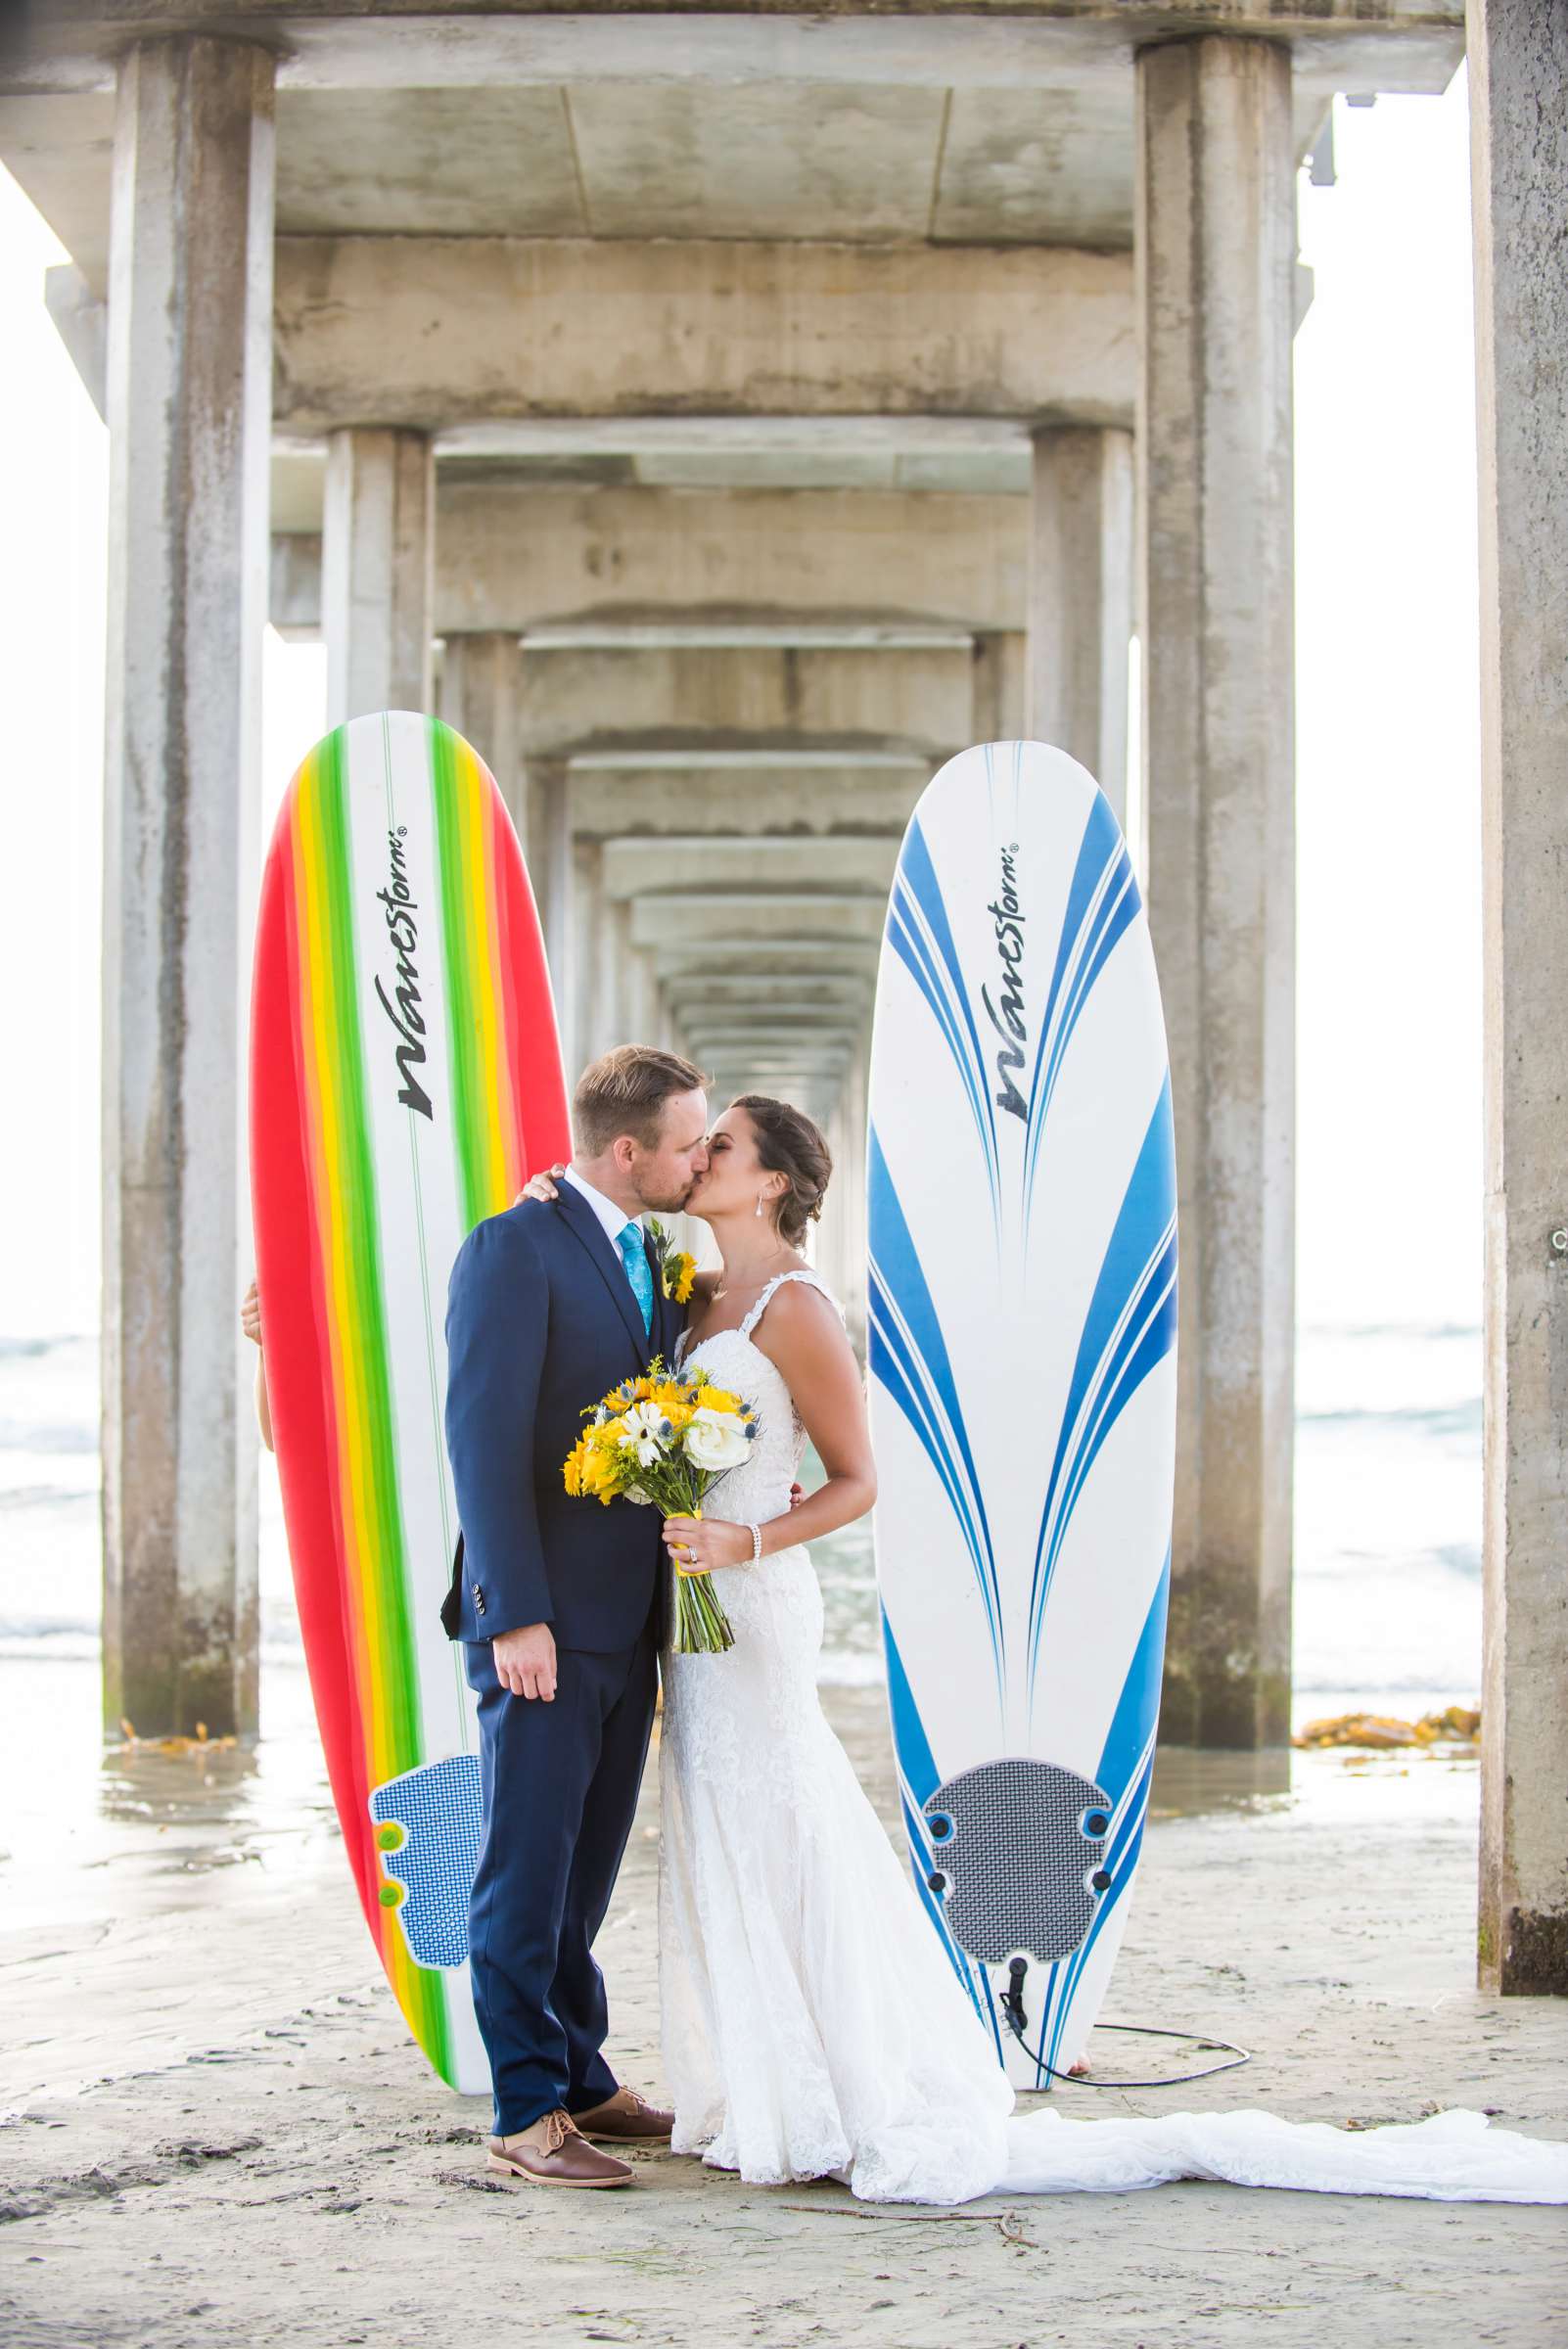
top-left (375, 828), bottom-right (435, 1121)
top-left (981, 844), bottom-right (1028, 1123)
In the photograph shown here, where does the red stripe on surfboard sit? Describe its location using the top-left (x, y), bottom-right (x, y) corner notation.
top-left (250, 800), bottom-right (381, 1940)
top-left (489, 786), bottom-right (570, 1178)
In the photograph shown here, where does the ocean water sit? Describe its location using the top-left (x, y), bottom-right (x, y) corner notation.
top-left (0, 1326), bottom-right (1484, 1727)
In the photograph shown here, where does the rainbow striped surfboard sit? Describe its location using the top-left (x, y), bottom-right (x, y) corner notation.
top-left (251, 712), bottom-right (570, 2095)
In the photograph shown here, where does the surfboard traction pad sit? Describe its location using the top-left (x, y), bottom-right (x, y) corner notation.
top-left (369, 1754), bottom-right (484, 1972)
top-left (923, 1759), bottom-right (1112, 1966)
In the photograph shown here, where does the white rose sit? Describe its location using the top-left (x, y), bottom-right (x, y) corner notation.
top-left (683, 1407), bottom-right (752, 1472)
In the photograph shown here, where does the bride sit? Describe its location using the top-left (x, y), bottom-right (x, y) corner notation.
top-left (521, 1095), bottom-right (1566, 2208)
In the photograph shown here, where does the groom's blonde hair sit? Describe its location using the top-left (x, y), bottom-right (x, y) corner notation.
top-left (574, 1044), bottom-right (709, 1156)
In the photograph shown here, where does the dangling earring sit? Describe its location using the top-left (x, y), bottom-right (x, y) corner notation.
top-left (755, 1193), bottom-right (765, 1218)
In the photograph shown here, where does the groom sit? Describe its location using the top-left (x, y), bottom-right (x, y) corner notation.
top-left (442, 1043), bottom-right (711, 2188)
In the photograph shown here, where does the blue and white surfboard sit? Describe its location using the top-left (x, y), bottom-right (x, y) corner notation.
top-left (868, 740), bottom-right (1176, 2090)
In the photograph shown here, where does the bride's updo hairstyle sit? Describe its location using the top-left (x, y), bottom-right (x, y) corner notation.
top-left (731, 1095), bottom-right (833, 1246)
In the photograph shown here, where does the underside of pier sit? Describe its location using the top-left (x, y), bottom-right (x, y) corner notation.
top-left (13, 0), bottom-right (1564, 1994)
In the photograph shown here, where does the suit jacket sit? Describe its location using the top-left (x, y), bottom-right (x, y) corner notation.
top-left (440, 1182), bottom-right (684, 1650)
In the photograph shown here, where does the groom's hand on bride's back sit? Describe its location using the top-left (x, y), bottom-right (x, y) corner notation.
top-left (492, 1622), bottom-right (557, 1701)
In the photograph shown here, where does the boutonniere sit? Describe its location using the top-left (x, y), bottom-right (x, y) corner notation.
top-left (647, 1219), bottom-right (697, 1307)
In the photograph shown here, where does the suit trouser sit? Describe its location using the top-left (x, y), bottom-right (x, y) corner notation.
top-left (465, 1623), bottom-right (658, 2137)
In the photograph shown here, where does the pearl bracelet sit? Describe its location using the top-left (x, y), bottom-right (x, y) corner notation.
top-left (751, 1522), bottom-right (763, 1565)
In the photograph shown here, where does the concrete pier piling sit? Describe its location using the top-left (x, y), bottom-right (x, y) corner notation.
top-left (100, 34), bottom-right (274, 1739)
top-left (1136, 34), bottom-right (1298, 1749)
top-left (1469, 0), bottom-right (1568, 1998)
top-left (323, 426), bottom-right (435, 724)
top-left (439, 631), bottom-right (528, 847)
top-left (1026, 427), bottom-right (1134, 826)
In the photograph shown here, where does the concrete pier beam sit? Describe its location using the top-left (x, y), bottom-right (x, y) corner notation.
top-left (630, 895), bottom-right (887, 953)
top-left (322, 425), bottom-right (434, 723)
top-left (440, 630), bottom-right (527, 845)
top-left (1469, 0), bottom-right (1568, 1996)
top-left (653, 939), bottom-right (880, 984)
top-left (516, 641), bottom-right (976, 767)
top-left (1028, 427), bottom-right (1134, 822)
top-left (600, 835), bottom-right (899, 900)
top-left (1136, 33), bottom-right (1297, 1748)
top-left (568, 766), bottom-right (925, 843)
top-left (257, 481), bottom-right (1034, 643)
top-left (101, 35), bottom-right (274, 1739)
top-left (433, 481), bottom-right (1027, 639)
top-left (271, 237), bottom-right (1133, 432)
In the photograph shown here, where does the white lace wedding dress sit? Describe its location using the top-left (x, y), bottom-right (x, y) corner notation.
top-left (657, 1272), bottom-right (1568, 2207)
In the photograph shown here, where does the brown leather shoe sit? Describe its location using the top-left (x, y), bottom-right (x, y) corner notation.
top-left (574, 2085), bottom-right (674, 2142)
top-left (487, 2109), bottom-right (633, 2188)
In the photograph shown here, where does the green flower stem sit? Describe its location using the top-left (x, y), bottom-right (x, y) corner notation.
top-left (667, 1487), bottom-right (738, 1652)
top-left (672, 1568), bottom-right (734, 1655)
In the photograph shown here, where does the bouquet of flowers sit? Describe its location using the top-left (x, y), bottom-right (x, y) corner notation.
top-left (562, 1360), bottom-right (758, 1653)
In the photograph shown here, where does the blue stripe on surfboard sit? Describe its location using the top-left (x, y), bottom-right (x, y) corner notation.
top-left (867, 1261), bottom-right (1001, 1679)
top-left (887, 885), bottom-right (992, 1198)
top-left (882, 1608), bottom-right (940, 1805)
top-left (1040, 1752), bottom-right (1154, 2082)
top-left (1044, 1740), bottom-right (1155, 2068)
top-left (886, 895), bottom-right (994, 1203)
top-left (868, 1261), bottom-right (1005, 1691)
top-left (1028, 1229), bottom-right (1176, 1692)
top-left (1026, 853), bottom-right (1140, 1212)
top-left (869, 1130), bottom-right (1005, 1683)
top-left (882, 1614), bottom-right (997, 2042)
top-left (1027, 1077), bottom-right (1177, 1690)
top-left (1029, 1597), bottom-right (1168, 2084)
top-left (1094, 1561), bottom-right (1171, 1811)
top-left (886, 817), bottom-right (1001, 1230)
top-left (1022, 797), bottom-right (1140, 1210)
top-left (899, 815), bottom-right (1001, 1188)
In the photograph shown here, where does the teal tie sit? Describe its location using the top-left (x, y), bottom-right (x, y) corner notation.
top-left (616, 1222), bottom-right (654, 1336)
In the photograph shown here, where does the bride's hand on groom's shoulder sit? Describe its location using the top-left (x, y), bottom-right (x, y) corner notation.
top-left (515, 1163), bottom-right (567, 1207)
top-left (664, 1516), bottom-right (752, 1576)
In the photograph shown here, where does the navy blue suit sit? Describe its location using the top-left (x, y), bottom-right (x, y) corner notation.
top-left (442, 1182), bottom-right (683, 2133)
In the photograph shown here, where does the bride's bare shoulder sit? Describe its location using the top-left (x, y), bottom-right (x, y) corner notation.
top-left (750, 1277), bottom-right (862, 1438)
top-left (751, 1273), bottom-right (845, 1352)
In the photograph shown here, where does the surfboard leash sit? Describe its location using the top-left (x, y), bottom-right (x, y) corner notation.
top-left (1001, 1959), bottom-right (1252, 2089)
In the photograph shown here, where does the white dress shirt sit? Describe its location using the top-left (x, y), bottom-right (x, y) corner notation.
top-left (563, 1165), bottom-right (643, 1256)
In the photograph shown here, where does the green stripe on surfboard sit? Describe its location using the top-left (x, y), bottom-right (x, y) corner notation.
top-left (429, 719), bottom-right (490, 1236)
top-left (311, 728), bottom-right (450, 2082)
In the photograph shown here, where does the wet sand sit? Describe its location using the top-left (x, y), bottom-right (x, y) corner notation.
top-left (2, 1657), bottom-right (1565, 2349)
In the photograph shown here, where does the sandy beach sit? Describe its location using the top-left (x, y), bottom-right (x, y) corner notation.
top-left (3, 1656), bottom-right (1565, 2349)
